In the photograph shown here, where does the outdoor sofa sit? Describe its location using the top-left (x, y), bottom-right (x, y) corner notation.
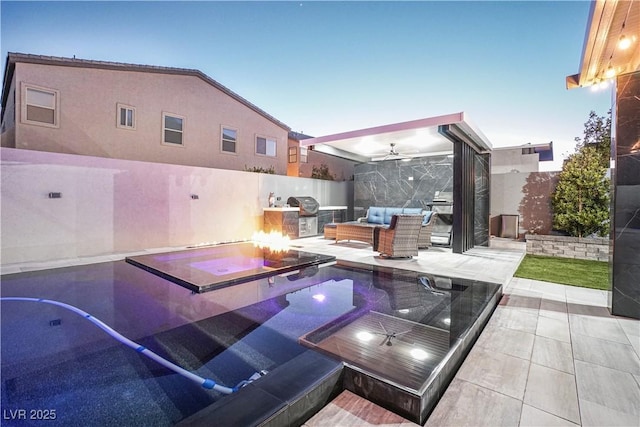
top-left (334, 206), bottom-right (437, 248)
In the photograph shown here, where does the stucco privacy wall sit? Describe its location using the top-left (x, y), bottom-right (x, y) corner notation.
top-left (525, 234), bottom-right (608, 262)
top-left (0, 147), bottom-right (349, 265)
top-left (491, 171), bottom-right (559, 237)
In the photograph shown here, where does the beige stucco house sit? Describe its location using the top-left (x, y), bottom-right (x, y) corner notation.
top-left (1, 53), bottom-right (291, 174)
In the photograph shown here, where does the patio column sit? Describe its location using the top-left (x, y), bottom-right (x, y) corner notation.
top-left (452, 141), bottom-right (475, 253)
top-left (609, 70), bottom-right (640, 319)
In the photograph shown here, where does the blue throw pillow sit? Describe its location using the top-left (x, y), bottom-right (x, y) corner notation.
top-left (367, 207), bottom-right (385, 224)
top-left (422, 211), bottom-right (433, 225)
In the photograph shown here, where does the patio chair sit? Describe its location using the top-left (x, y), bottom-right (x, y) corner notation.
top-left (375, 214), bottom-right (424, 258)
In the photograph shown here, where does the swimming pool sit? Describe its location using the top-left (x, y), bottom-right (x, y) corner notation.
top-left (1, 245), bottom-right (501, 426)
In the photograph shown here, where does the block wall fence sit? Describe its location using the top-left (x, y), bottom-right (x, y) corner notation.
top-left (525, 234), bottom-right (609, 262)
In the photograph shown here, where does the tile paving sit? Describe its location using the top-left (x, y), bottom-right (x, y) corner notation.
top-left (296, 237), bottom-right (640, 427)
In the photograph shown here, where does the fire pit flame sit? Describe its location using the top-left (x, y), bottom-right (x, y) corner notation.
top-left (251, 231), bottom-right (291, 252)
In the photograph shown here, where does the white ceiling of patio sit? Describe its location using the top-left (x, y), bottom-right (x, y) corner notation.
top-left (299, 112), bottom-right (492, 163)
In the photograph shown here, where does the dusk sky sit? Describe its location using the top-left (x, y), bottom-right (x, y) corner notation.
top-left (1, 1), bottom-right (612, 171)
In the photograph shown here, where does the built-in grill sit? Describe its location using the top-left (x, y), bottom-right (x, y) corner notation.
top-left (430, 192), bottom-right (453, 247)
top-left (287, 196), bottom-right (319, 237)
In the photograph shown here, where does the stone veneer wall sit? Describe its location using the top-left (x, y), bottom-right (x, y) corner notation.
top-left (525, 234), bottom-right (608, 262)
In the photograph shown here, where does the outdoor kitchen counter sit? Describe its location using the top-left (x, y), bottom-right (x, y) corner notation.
top-left (263, 206), bottom-right (347, 211)
top-left (263, 206), bottom-right (347, 238)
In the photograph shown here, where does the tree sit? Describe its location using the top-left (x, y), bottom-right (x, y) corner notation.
top-left (311, 164), bottom-right (335, 181)
top-left (574, 110), bottom-right (611, 168)
top-left (552, 110), bottom-right (611, 238)
top-left (552, 145), bottom-right (610, 237)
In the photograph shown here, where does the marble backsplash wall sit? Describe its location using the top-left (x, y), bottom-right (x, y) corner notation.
top-left (353, 156), bottom-right (453, 216)
top-left (610, 71), bottom-right (640, 319)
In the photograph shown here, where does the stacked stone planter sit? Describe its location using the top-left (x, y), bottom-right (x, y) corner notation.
top-left (525, 234), bottom-right (609, 262)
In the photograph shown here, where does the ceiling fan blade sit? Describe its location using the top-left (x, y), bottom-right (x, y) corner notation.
top-left (378, 321), bottom-right (388, 334)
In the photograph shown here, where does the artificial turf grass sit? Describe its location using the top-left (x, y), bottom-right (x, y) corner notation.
top-left (514, 254), bottom-right (609, 290)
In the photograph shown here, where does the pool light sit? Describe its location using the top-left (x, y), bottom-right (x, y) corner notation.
top-left (410, 348), bottom-right (429, 361)
top-left (356, 331), bottom-right (375, 342)
top-left (312, 293), bottom-right (326, 302)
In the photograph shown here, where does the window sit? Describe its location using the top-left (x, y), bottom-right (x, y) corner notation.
top-left (256, 135), bottom-right (276, 157)
top-left (117, 104), bottom-right (135, 130)
top-left (22, 84), bottom-right (59, 127)
top-left (288, 147), bottom-right (297, 163)
top-left (300, 146), bottom-right (308, 163)
top-left (221, 126), bottom-right (237, 153)
top-left (162, 113), bottom-right (184, 145)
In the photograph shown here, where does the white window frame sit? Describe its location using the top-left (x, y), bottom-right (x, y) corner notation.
top-left (162, 112), bottom-right (185, 146)
top-left (117, 103), bottom-right (136, 130)
top-left (221, 125), bottom-right (238, 154)
top-left (300, 146), bottom-right (309, 163)
top-left (21, 83), bottom-right (60, 128)
top-left (255, 134), bottom-right (277, 157)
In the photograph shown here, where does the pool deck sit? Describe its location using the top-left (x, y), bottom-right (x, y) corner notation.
top-left (293, 237), bottom-right (640, 427)
top-left (2, 237), bottom-right (638, 426)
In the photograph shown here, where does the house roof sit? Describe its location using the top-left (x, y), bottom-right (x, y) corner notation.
top-left (566, 0), bottom-right (640, 88)
top-left (1, 52), bottom-right (290, 131)
top-left (493, 141), bottom-right (554, 162)
top-left (288, 131), bottom-right (315, 141)
top-left (298, 112), bottom-right (492, 163)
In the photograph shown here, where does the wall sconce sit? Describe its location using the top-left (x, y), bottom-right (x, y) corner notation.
top-left (48, 192), bottom-right (62, 199)
top-left (190, 194), bottom-right (199, 200)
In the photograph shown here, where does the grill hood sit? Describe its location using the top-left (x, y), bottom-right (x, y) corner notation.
top-left (287, 196), bottom-right (319, 216)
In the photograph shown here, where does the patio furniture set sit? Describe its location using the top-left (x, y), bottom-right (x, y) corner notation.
top-left (324, 207), bottom-right (438, 258)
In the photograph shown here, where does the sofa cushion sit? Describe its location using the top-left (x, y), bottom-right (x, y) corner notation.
top-left (403, 208), bottom-right (422, 215)
top-left (367, 207), bottom-right (385, 225)
top-left (384, 208), bottom-right (403, 224)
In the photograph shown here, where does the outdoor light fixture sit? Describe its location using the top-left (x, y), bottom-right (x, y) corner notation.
top-left (591, 80), bottom-right (610, 91)
top-left (618, 34), bottom-right (632, 50)
top-left (48, 192), bottom-right (62, 199)
top-left (605, 65), bottom-right (616, 79)
top-left (191, 194), bottom-right (199, 200)
top-left (617, 1), bottom-right (635, 51)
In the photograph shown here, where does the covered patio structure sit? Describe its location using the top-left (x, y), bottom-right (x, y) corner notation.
top-left (300, 112), bottom-right (493, 254)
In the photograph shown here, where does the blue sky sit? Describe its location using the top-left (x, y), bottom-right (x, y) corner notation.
top-left (1, 1), bottom-right (612, 170)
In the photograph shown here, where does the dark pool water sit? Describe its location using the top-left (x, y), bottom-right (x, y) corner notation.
top-left (1, 256), bottom-right (499, 426)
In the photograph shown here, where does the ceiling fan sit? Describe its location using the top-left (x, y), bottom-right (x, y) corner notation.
top-left (373, 143), bottom-right (410, 161)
